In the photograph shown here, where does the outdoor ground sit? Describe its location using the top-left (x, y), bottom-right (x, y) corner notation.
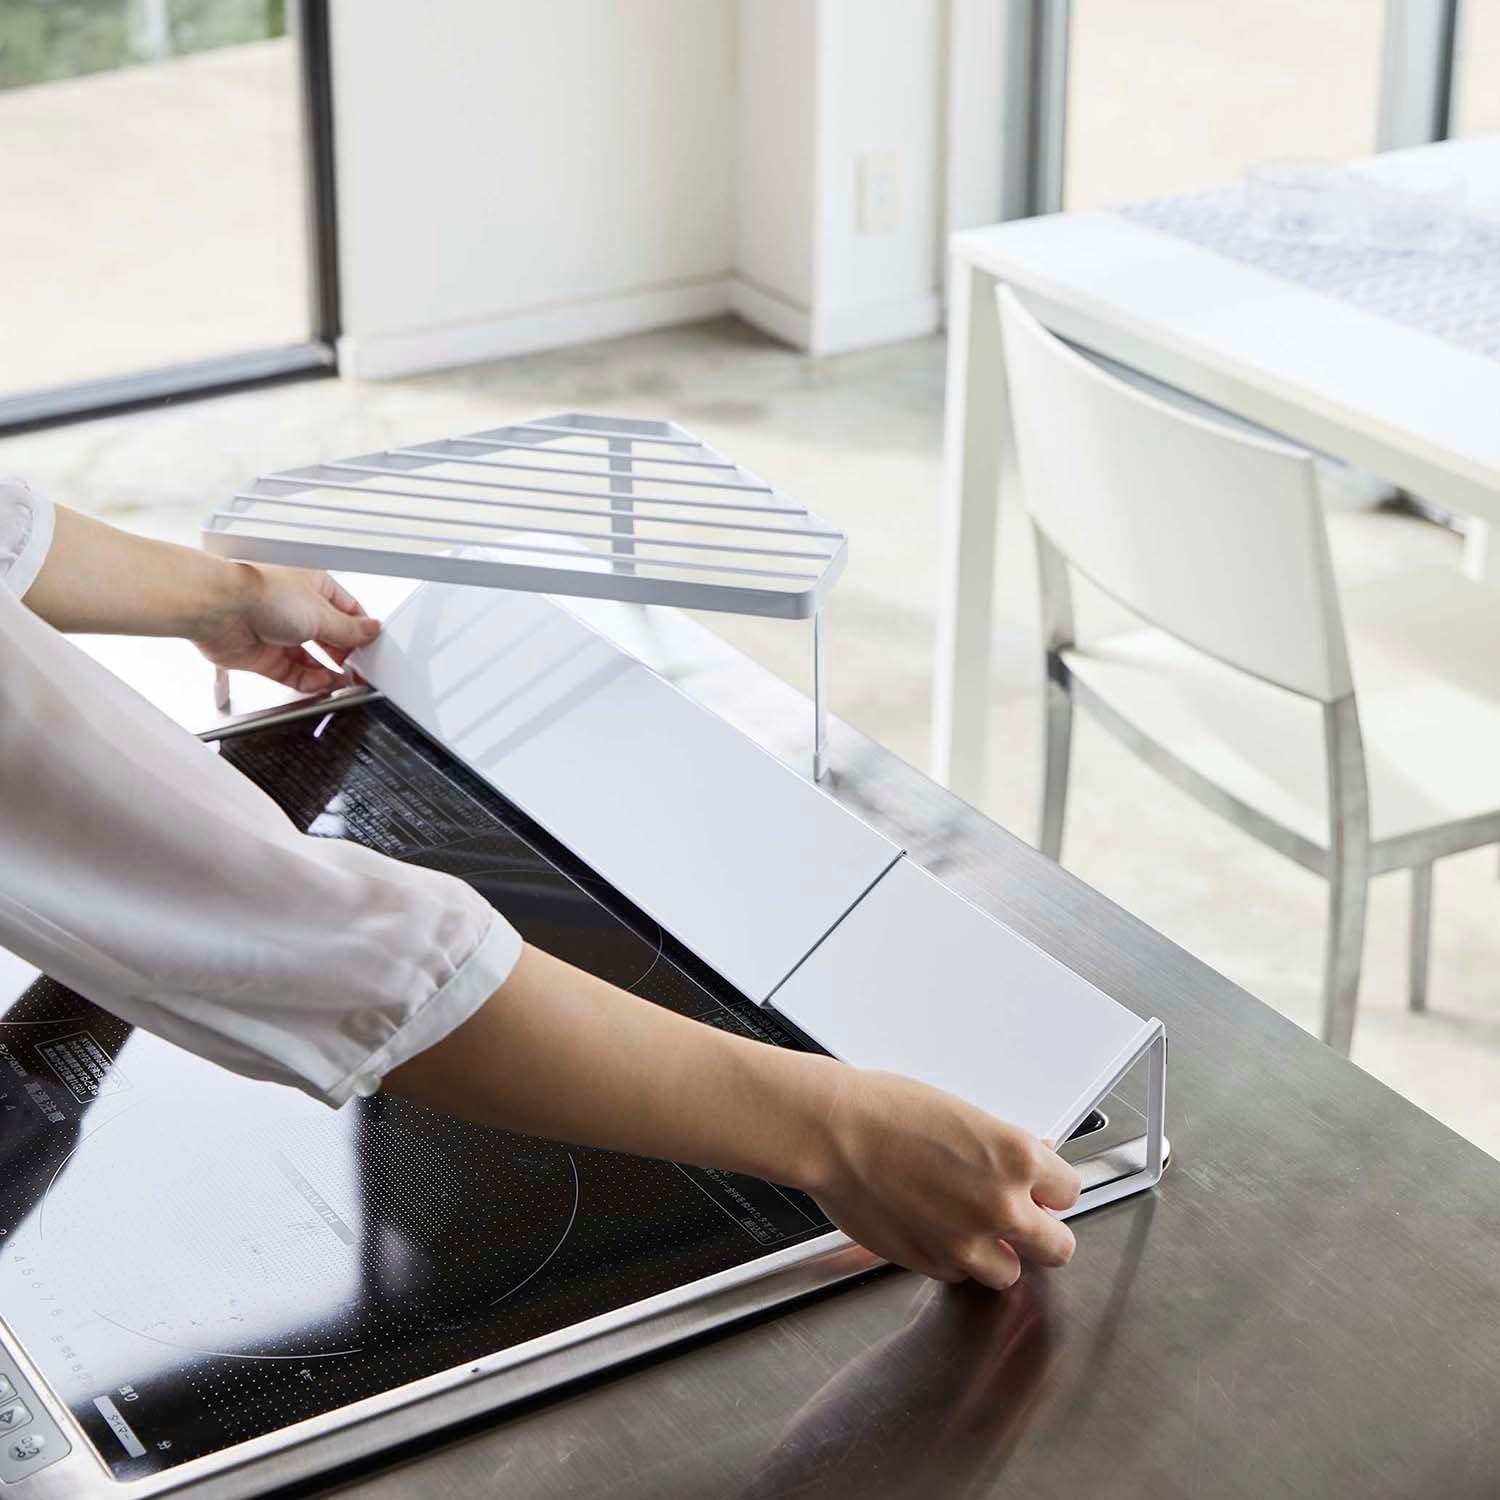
top-left (0, 35), bottom-right (305, 398)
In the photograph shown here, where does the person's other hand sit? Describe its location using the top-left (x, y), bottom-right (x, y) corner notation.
top-left (808, 1068), bottom-right (1082, 1289)
top-left (194, 565), bottom-right (381, 694)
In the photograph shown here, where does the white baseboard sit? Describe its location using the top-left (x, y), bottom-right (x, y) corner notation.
top-left (339, 278), bottom-right (735, 381)
top-left (338, 277), bottom-right (942, 379)
top-left (813, 292), bottom-right (942, 355)
top-left (729, 278), bottom-right (815, 350)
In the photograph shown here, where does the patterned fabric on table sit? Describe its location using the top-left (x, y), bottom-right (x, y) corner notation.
top-left (1119, 188), bottom-right (1500, 363)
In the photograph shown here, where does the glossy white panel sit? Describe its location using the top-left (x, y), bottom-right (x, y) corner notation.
top-left (772, 858), bottom-right (1153, 1142)
top-left (353, 581), bottom-right (899, 1001)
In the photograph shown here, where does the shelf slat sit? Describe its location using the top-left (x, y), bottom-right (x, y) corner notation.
top-left (205, 412), bottom-right (846, 621)
top-left (209, 511), bottom-right (822, 583)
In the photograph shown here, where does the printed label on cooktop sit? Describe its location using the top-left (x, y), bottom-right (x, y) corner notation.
top-left (271, 1151), bottom-right (359, 1246)
top-left (39, 1031), bottom-right (127, 1102)
top-left (674, 1165), bottom-right (825, 1246)
top-left (93, 1396), bottom-right (146, 1459)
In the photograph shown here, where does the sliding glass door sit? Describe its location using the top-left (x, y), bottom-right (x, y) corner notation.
top-left (1064, 0), bottom-right (1386, 211)
top-left (0, 0), bottom-right (335, 428)
top-left (1454, 0), bottom-right (1500, 135)
top-left (976, 0), bottom-right (1478, 224)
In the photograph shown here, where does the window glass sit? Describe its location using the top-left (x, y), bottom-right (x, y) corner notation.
top-left (1454, 0), bottom-right (1500, 136)
top-left (0, 1), bottom-right (310, 400)
top-left (1064, 0), bottom-right (1385, 211)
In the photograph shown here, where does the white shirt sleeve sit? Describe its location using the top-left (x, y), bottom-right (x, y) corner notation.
top-left (0, 483), bottom-right (523, 1106)
top-left (0, 475), bottom-right (55, 600)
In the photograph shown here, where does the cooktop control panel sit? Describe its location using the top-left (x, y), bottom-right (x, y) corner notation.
top-left (0, 1353), bottom-right (70, 1483)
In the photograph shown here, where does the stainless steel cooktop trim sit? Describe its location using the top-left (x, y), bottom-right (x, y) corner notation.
top-left (197, 685), bottom-right (383, 743)
top-left (0, 1234), bottom-right (875, 1500)
top-left (0, 1122), bottom-right (1162, 1499)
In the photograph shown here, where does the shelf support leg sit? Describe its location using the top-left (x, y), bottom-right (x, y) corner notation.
top-left (813, 608), bottom-right (829, 782)
top-left (608, 437), bottom-right (637, 575)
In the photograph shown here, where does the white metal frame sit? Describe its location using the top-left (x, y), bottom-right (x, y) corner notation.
top-left (1058, 1022), bottom-right (1167, 1218)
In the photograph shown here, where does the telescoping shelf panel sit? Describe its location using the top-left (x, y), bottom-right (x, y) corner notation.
top-left (351, 579), bottom-right (901, 1004)
top-left (202, 412), bottom-right (848, 621)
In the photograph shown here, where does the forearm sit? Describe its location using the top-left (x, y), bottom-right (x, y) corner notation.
top-left (0, 580), bottom-right (515, 1106)
top-left (386, 944), bottom-right (843, 1192)
top-left (24, 503), bottom-right (255, 637)
top-left (385, 944), bottom-right (1084, 1286)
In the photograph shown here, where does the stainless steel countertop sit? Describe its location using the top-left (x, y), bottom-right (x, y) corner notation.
top-left (311, 607), bottom-right (1500, 1500)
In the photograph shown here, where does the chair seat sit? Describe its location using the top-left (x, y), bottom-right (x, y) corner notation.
top-left (1062, 568), bottom-right (1500, 850)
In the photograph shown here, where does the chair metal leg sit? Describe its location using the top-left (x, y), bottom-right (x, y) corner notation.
top-left (1034, 529), bottom-right (1075, 864)
top-left (1320, 697), bottom-right (1371, 1056)
top-left (1322, 853), bottom-right (1370, 1055)
top-left (1040, 657), bottom-right (1073, 862)
top-left (1409, 863), bottom-right (1433, 1013)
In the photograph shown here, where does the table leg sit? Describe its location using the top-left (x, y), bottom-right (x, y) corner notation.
top-left (812, 608), bottom-right (829, 783)
top-left (1463, 521), bottom-right (1500, 586)
top-left (932, 259), bottom-right (1010, 803)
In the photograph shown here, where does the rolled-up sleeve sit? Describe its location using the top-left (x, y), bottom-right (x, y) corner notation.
top-left (0, 546), bottom-right (523, 1105)
top-left (0, 476), bottom-right (55, 600)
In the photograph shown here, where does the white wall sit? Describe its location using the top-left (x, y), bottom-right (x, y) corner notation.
top-left (732, 0), bottom-right (947, 355)
top-left (810, 0), bottom-right (944, 352)
top-left (331, 0), bottom-right (737, 378)
top-left (330, 0), bottom-right (946, 377)
top-left (944, 0), bottom-right (1010, 238)
top-left (732, 0), bottom-right (819, 346)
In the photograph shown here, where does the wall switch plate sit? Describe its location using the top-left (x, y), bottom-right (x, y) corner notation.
top-left (857, 151), bottom-right (902, 234)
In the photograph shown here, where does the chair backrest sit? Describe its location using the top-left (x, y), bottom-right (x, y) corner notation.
top-left (997, 285), bottom-right (1352, 702)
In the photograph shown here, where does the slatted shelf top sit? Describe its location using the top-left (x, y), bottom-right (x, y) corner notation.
top-left (203, 413), bottom-right (848, 620)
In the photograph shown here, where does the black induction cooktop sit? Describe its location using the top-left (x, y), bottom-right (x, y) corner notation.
top-left (0, 701), bottom-right (835, 1487)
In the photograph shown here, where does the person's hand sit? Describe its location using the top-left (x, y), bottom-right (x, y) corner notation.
top-left (193, 564), bottom-right (381, 694)
top-left (384, 945), bottom-right (1080, 1294)
top-left (807, 1068), bottom-right (1082, 1289)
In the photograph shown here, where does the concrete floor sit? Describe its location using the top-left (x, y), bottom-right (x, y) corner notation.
top-left (3, 315), bottom-right (1499, 1154)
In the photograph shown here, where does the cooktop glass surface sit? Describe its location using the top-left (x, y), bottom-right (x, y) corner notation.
top-left (0, 701), bottom-right (832, 1483)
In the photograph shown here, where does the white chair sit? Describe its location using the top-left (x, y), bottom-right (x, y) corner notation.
top-left (998, 285), bottom-right (1500, 1054)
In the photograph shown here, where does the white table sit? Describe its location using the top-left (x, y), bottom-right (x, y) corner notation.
top-left (933, 136), bottom-right (1500, 804)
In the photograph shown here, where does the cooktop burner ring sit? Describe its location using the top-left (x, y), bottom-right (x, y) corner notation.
top-left (409, 847), bottom-right (667, 996)
top-left (34, 1091), bottom-right (585, 1363)
top-left (36, 1100), bottom-right (146, 1245)
top-left (84, 1312), bottom-right (364, 1364)
top-left (489, 1151), bottom-right (580, 1309)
